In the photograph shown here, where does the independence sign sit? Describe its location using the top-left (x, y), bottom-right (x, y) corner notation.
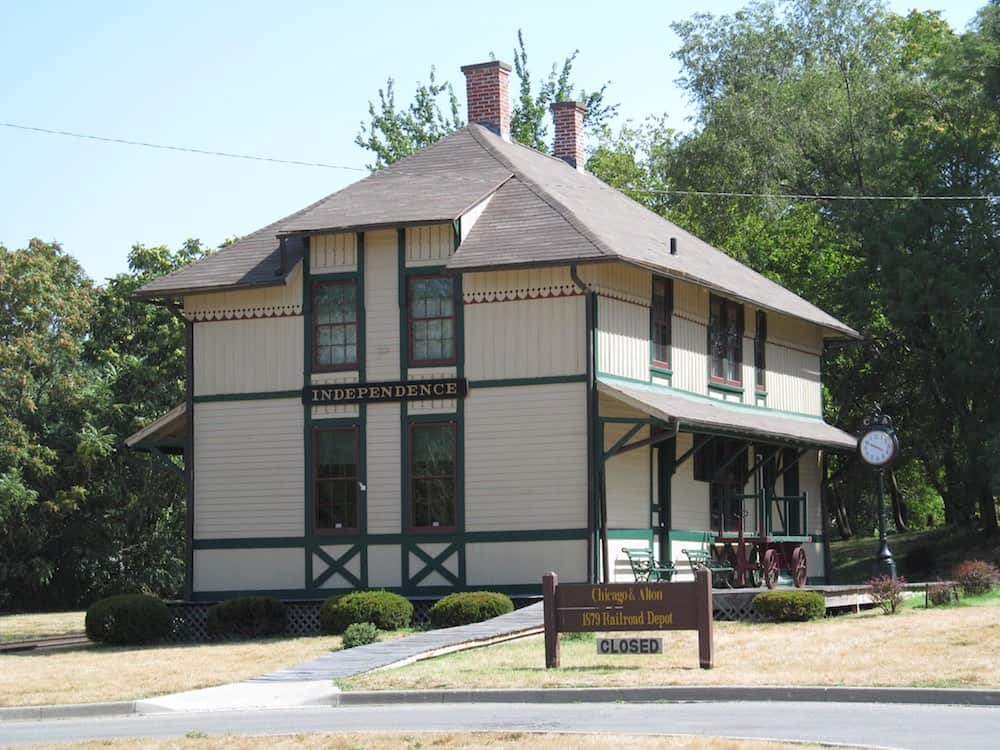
top-left (303, 378), bottom-right (468, 405)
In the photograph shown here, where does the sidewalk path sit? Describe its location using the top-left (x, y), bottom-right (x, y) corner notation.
top-left (255, 601), bottom-right (543, 682)
top-left (131, 602), bottom-right (543, 713)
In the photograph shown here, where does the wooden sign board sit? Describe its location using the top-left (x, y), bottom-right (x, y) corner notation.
top-left (542, 570), bottom-right (713, 669)
top-left (303, 378), bottom-right (467, 405)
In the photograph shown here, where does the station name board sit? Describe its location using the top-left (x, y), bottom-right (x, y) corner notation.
top-left (303, 378), bottom-right (468, 405)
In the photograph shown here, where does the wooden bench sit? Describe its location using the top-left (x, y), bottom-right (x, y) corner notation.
top-left (621, 547), bottom-right (675, 583)
top-left (682, 548), bottom-right (735, 588)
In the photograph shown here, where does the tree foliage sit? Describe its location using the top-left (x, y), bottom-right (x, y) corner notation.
top-left (356, 30), bottom-right (618, 167)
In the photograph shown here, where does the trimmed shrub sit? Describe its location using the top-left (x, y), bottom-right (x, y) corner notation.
top-left (429, 591), bottom-right (514, 628)
top-left (751, 590), bottom-right (825, 622)
top-left (207, 596), bottom-right (287, 638)
top-left (320, 591), bottom-right (413, 634)
top-left (85, 594), bottom-right (173, 645)
top-left (927, 581), bottom-right (959, 607)
top-left (952, 560), bottom-right (999, 596)
top-left (342, 622), bottom-right (379, 648)
top-left (867, 575), bottom-right (907, 615)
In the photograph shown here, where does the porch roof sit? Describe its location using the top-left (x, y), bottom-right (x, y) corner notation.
top-left (123, 403), bottom-right (186, 454)
top-left (597, 377), bottom-right (857, 451)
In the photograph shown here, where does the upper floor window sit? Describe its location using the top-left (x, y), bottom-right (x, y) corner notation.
top-left (709, 295), bottom-right (743, 387)
top-left (314, 280), bottom-right (358, 371)
top-left (314, 426), bottom-right (359, 533)
top-left (650, 277), bottom-right (673, 370)
top-left (409, 422), bottom-right (457, 530)
top-left (408, 275), bottom-right (455, 366)
top-left (754, 310), bottom-right (767, 392)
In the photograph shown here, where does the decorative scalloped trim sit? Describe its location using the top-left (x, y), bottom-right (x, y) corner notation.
top-left (184, 305), bottom-right (303, 322)
top-left (463, 284), bottom-right (583, 303)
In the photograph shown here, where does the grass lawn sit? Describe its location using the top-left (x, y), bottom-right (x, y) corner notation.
top-left (342, 593), bottom-right (1000, 692)
top-left (0, 634), bottom-right (343, 707)
top-left (829, 526), bottom-right (1000, 584)
top-left (15, 733), bottom-right (837, 750)
top-left (0, 611), bottom-right (85, 642)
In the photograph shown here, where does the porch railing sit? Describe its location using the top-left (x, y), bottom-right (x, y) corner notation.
top-left (716, 491), bottom-right (808, 538)
top-left (767, 493), bottom-right (808, 537)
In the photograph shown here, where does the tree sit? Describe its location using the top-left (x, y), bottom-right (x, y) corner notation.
top-left (355, 31), bottom-right (618, 168)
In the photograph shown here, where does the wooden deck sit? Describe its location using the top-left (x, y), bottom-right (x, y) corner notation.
top-left (712, 582), bottom-right (943, 621)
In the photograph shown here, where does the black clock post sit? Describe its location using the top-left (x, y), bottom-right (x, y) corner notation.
top-left (858, 407), bottom-right (899, 579)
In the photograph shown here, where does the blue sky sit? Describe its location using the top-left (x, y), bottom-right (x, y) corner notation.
top-left (0, 0), bottom-right (988, 283)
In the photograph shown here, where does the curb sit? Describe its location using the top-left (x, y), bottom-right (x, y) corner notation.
top-left (334, 686), bottom-right (1000, 707)
top-left (0, 701), bottom-right (138, 721)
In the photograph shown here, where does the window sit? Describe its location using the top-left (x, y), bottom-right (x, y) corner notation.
top-left (409, 422), bottom-right (456, 530)
top-left (408, 276), bottom-right (456, 366)
top-left (709, 295), bottom-right (743, 387)
top-left (694, 438), bottom-right (748, 534)
top-left (754, 310), bottom-right (767, 392)
top-left (314, 427), bottom-right (359, 533)
top-left (313, 281), bottom-right (358, 371)
top-left (650, 277), bottom-right (673, 370)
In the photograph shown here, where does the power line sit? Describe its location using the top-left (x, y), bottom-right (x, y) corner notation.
top-left (3, 120), bottom-right (996, 202)
top-left (0, 121), bottom-right (368, 172)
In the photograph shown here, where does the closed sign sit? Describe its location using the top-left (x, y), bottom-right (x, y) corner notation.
top-left (596, 637), bottom-right (663, 655)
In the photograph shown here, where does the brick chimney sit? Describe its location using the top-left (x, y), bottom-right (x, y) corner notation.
top-left (551, 101), bottom-right (587, 171)
top-left (461, 61), bottom-right (512, 141)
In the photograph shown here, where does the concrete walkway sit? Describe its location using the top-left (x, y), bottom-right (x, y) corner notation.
top-left (133, 602), bottom-right (543, 713)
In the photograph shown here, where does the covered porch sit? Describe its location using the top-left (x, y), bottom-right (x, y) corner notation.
top-left (594, 377), bottom-right (857, 588)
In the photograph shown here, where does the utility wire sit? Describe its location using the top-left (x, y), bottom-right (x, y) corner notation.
top-left (3, 120), bottom-right (996, 202)
top-left (0, 121), bottom-right (368, 172)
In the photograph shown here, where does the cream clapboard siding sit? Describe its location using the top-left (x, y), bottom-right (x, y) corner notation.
top-left (193, 317), bottom-right (302, 396)
top-left (366, 403), bottom-right (401, 534)
top-left (800, 449), bottom-right (824, 535)
top-left (467, 540), bottom-right (587, 585)
top-left (671, 432), bottom-right (709, 532)
top-left (405, 224), bottom-right (453, 266)
top-left (599, 393), bottom-right (650, 529)
top-left (464, 297), bottom-right (585, 380)
top-left (184, 263), bottom-right (303, 321)
top-left (597, 296), bottom-right (648, 381)
top-left (367, 545), bottom-right (402, 588)
top-left (193, 399), bottom-right (304, 539)
top-left (767, 342), bottom-right (822, 415)
top-left (581, 263), bottom-right (649, 305)
top-left (465, 383), bottom-right (587, 531)
top-left (194, 548), bottom-right (303, 592)
top-left (672, 316), bottom-right (708, 396)
top-left (364, 229), bottom-right (399, 381)
top-left (311, 233), bottom-right (357, 273)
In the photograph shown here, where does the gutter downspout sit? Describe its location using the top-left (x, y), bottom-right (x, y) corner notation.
top-left (571, 265), bottom-right (602, 582)
top-left (165, 300), bottom-right (195, 601)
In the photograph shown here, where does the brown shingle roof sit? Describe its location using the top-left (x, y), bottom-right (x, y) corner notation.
top-left (136, 123), bottom-right (857, 338)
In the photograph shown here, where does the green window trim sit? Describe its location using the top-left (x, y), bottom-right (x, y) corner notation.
top-left (650, 276), bottom-right (673, 370)
top-left (313, 425), bottom-right (361, 535)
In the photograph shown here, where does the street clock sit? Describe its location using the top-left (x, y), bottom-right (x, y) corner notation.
top-left (857, 412), bottom-right (900, 468)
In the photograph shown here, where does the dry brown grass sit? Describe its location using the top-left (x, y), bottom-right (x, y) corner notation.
top-left (0, 635), bottom-right (342, 707)
top-left (344, 604), bottom-right (1000, 691)
top-left (16, 732), bottom-right (835, 750)
top-left (0, 611), bottom-right (85, 641)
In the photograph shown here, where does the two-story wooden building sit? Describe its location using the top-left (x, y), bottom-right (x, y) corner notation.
top-left (129, 61), bottom-right (858, 602)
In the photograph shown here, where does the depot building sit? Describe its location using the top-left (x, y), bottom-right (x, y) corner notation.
top-left (128, 61), bottom-right (859, 602)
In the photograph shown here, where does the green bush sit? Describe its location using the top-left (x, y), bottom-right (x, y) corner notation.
top-left (342, 621), bottom-right (379, 648)
top-left (927, 581), bottom-right (959, 607)
top-left (85, 594), bottom-right (173, 645)
top-left (952, 560), bottom-right (999, 596)
top-left (320, 591), bottom-right (413, 634)
top-left (207, 596), bottom-right (287, 638)
top-left (751, 590), bottom-right (825, 622)
top-left (429, 591), bottom-right (514, 628)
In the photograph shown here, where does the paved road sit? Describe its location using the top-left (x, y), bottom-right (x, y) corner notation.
top-left (2, 701), bottom-right (997, 748)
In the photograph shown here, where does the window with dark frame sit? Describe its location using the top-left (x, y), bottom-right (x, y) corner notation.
top-left (408, 275), bottom-right (455, 366)
top-left (694, 438), bottom-right (748, 534)
top-left (754, 310), bottom-right (767, 392)
top-left (314, 427), bottom-right (359, 533)
top-left (409, 422), bottom-right (456, 530)
top-left (709, 295), bottom-right (743, 387)
top-left (313, 280), bottom-right (358, 371)
top-left (650, 277), bottom-right (673, 369)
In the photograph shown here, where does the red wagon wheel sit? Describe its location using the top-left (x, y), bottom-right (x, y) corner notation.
top-left (791, 546), bottom-right (808, 588)
top-left (763, 548), bottom-right (780, 589)
top-left (748, 546), bottom-right (764, 588)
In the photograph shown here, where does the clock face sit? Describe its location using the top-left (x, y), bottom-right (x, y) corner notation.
top-left (859, 429), bottom-right (896, 466)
